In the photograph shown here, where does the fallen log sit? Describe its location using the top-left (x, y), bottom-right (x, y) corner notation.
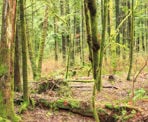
top-left (65, 79), bottom-right (94, 83)
top-left (34, 97), bottom-right (142, 122)
top-left (14, 92), bottom-right (146, 122)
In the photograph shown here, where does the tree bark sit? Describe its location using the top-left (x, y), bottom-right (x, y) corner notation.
top-left (14, 20), bottom-right (21, 92)
top-left (19, 0), bottom-right (29, 103)
top-left (0, 0), bottom-right (20, 121)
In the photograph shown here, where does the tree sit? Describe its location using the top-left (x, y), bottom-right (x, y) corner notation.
top-left (88, 0), bottom-right (100, 80)
top-left (80, 0), bottom-right (85, 65)
top-left (127, 0), bottom-right (134, 80)
top-left (115, 0), bottom-right (120, 55)
top-left (14, 20), bottom-right (21, 92)
top-left (60, 0), bottom-right (67, 62)
top-left (84, 0), bottom-right (100, 121)
top-left (19, 0), bottom-right (29, 103)
top-left (14, 1), bottom-right (22, 92)
top-left (0, 0), bottom-right (20, 121)
top-left (97, 0), bottom-right (107, 91)
top-left (37, 6), bottom-right (49, 78)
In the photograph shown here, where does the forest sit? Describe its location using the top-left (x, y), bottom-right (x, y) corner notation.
top-left (0, 0), bottom-right (147, 122)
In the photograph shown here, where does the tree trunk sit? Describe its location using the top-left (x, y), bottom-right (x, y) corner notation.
top-left (60, 0), bottom-right (66, 62)
top-left (27, 23), bottom-right (37, 80)
top-left (97, 0), bottom-right (107, 91)
top-left (88, 0), bottom-right (100, 80)
top-left (54, 16), bottom-right (58, 61)
top-left (127, 0), bottom-right (134, 80)
top-left (115, 0), bottom-right (120, 55)
top-left (37, 6), bottom-right (49, 78)
top-left (0, 0), bottom-right (20, 121)
top-left (84, 0), bottom-right (93, 67)
top-left (19, 0), bottom-right (29, 103)
top-left (14, 20), bottom-right (22, 92)
top-left (80, 0), bottom-right (85, 65)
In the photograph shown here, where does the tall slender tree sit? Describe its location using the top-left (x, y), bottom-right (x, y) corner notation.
top-left (80, 0), bottom-right (85, 65)
top-left (127, 0), bottom-right (134, 80)
top-left (14, 21), bottom-right (21, 92)
top-left (60, 0), bottom-right (66, 62)
top-left (97, 0), bottom-right (107, 91)
top-left (19, 0), bottom-right (29, 103)
top-left (84, 0), bottom-right (100, 121)
top-left (37, 6), bottom-right (49, 78)
top-left (115, 0), bottom-right (120, 55)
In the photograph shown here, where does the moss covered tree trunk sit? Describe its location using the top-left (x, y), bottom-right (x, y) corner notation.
top-left (87, 0), bottom-right (100, 80)
top-left (84, 1), bottom-right (100, 121)
top-left (97, 0), bottom-right (108, 91)
top-left (84, 0), bottom-right (93, 67)
top-left (27, 23), bottom-right (37, 80)
top-left (127, 0), bottom-right (134, 80)
top-left (19, 0), bottom-right (29, 103)
top-left (0, 0), bottom-right (20, 121)
top-left (80, 0), bottom-right (85, 65)
top-left (14, 20), bottom-right (22, 92)
top-left (53, 16), bottom-right (58, 61)
top-left (115, 0), bottom-right (120, 55)
top-left (60, 0), bottom-right (67, 63)
top-left (37, 6), bottom-right (49, 79)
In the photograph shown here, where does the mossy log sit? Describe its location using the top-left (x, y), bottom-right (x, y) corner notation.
top-left (34, 97), bottom-right (143, 122)
top-left (14, 93), bottom-right (147, 122)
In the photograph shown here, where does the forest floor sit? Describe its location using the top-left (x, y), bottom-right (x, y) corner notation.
top-left (17, 71), bottom-right (148, 122)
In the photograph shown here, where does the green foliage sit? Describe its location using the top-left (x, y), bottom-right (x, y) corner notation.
top-left (133, 88), bottom-right (147, 101)
top-left (105, 104), bottom-right (137, 121)
top-left (19, 101), bottom-right (29, 113)
top-left (0, 117), bottom-right (10, 122)
top-left (113, 109), bottom-right (136, 121)
top-left (50, 102), bottom-right (58, 111)
top-left (30, 98), bottom-right (36, 109)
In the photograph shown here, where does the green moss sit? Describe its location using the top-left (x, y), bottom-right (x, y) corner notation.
top-left (11, 115), bottom-right (21, 122)
top-left (97, 108), bottom-right (107, 114)
top-left (0, 116), bottom-right (10, 122)
top-left (0, 65), bottom-right (8, 76)
top-left (30, 98), bottom-right (36, 108)
top-left (40, 99), bottom-right (50, 107)
top-left (0, 92), bottom-right (6, 118)
top-left (56, 98), bottom-right (80, 109)
top-left (105, 103), bottom-right (113, 109)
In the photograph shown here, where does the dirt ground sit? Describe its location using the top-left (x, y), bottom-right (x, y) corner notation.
top-left (19, 72), bottom-right (148, 122)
